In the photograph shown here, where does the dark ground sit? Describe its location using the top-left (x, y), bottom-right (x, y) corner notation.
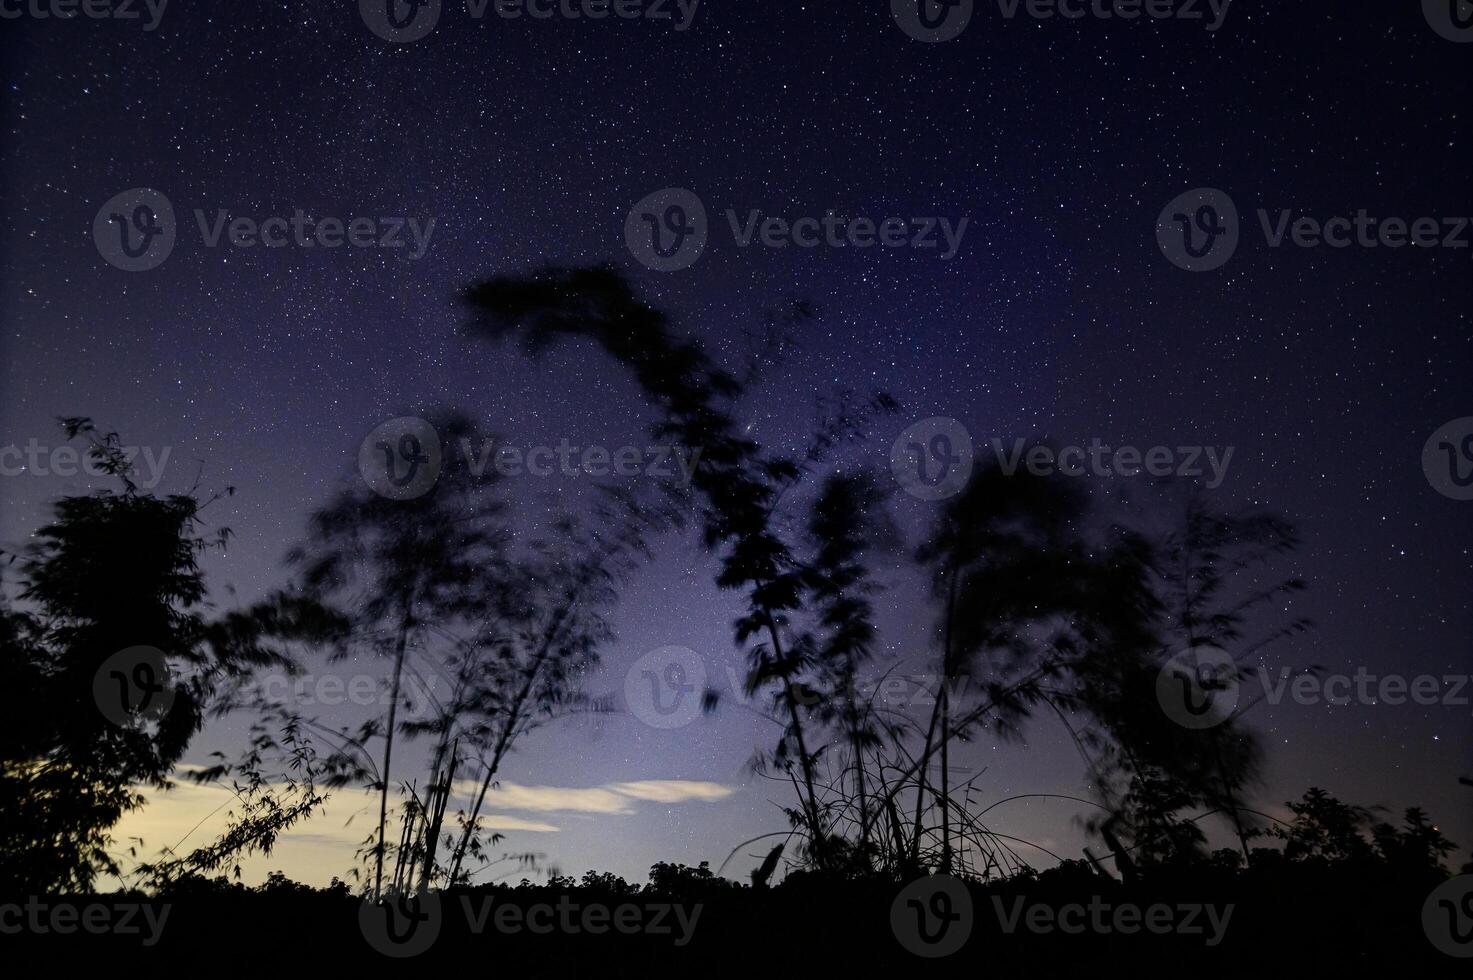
top-left (3, 862), bottom-right (1464, 975)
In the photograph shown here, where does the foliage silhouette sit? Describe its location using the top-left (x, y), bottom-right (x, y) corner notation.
top-left (0, 419), bottom-right (295, 891)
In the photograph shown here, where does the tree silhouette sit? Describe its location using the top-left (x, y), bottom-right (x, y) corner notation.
top-left (1077, 488), bottom-right (1308, 867)
top-left (463, 265), bottom-right (896, 866)
top-left (911, 450), bottom-right (1111, 872)
top-left (444, 487), bottom-right (680, 886)
top-left (0, 419), bottom-right (291, 891)
top-left (799, 470), bottom-right (898, 868)
top-left (285, 410), bottom-right (510, 900)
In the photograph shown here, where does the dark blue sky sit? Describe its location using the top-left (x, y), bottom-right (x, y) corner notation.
top-left (1, 0), bottom-right (1470, 884)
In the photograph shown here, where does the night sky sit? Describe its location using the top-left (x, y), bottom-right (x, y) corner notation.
top-left (1, 0), bottom-right (1470, 885)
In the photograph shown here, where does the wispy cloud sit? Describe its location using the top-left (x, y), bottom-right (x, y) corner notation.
top-left (451, 779), bottom-right (736, 814)
top-left (108, 775), bottom-right (735, 887)
top-left (610, 780), bottom-right (736, 804)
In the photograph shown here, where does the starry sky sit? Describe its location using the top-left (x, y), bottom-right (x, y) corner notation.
top-left (1, 0), bottom-right (1470, 886)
